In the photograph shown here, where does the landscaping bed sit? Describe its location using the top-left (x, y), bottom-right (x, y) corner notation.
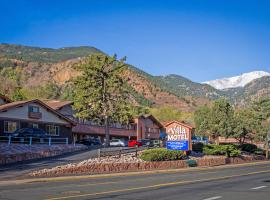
top-left (30, 151), bottom-right (266, 177)
top-left (0, 144), bottom-right (87, 165)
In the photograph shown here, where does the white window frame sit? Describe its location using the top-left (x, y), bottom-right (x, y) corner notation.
top-left (29, 106), bottom-right (40, 113)
top-left (4, 121), bottom-right (18, 133)
top-left (46, 125), bottom-right (60, 136)
top-left (32, 123), bottom-right (39, 128)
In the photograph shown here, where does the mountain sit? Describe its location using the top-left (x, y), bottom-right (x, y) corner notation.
top-left (0, 44), bottom-right (269, 110)
top-left (233, 76), bottom-right (270, 105)
top-left (0, 43), bottom-right (102, 63)
top-left (203, 71), bottom-right (270, 90)
top-left (153, 74), bottom-right (223, 99)
top-left (0, 44), bottom-right (211, 112)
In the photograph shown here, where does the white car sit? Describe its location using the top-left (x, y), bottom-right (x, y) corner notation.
top-left (110, 139), bottom-right (126, 147)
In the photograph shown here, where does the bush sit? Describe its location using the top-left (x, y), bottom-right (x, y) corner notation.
top-left (238, 143), bottom-right (258, 153)
top-left (254, 148), bottom-right (265, 155)
top-left (186, 160), bottom-right (197, 167)
top-left (203, 144), bottom-right (240, 157)
top-left (140, 148), bottom-right (186, 162)
top-left (192, 142), bottom-right (204, 153)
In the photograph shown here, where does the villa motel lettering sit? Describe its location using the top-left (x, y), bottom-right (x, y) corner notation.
top-left (164, 121), bottom-right (193, 151)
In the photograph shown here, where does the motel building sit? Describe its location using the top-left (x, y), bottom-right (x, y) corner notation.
top-left (0, 97), bottom-right (75, 143)
top-left (0, 96), bottom-right (167, 144)
top-left (70, 114), bottom-right (164, 142)
top-left (45, 100), bottom-right (164, 142)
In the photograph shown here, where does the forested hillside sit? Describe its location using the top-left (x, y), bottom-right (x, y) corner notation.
top-left (0, 44), bottom-right (269, 116)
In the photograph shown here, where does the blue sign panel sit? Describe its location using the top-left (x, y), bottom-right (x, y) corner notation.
top-left (166, 140), bottom-right (189, 151)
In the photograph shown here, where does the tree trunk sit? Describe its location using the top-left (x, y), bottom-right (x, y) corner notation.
top-left (214, 134), bottom-right (220, 145)
top-left (105, 115), bottom-right (110, 147)
top-left (266, 133), bottom-right (269, 160)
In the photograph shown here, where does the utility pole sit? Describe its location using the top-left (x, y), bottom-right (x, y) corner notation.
top-left (262, 120), bottom-right (270, 160)
top-left (266, 132), bottom-right (270, 159)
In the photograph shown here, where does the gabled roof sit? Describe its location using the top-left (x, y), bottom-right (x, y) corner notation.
top-left (139, 114), bottom-right (164, 128)
top-left (0, 100), bottom-right (28, 111)
top-left (0, 94), bottom-right (12, 103)
top-left (164, 120), bottom-right (194, 129)
top-left (0, 99), bottom-right (76, 125)
top-left (44, 100), bottom-right (73, 110)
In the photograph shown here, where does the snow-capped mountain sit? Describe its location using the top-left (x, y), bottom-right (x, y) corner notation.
top-left (203, 71), bottom-right (270, 90)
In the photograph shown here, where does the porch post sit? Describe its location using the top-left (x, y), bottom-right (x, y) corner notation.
top-left (29, 137), bottom-right (32, 145)
top-left (8, 135), bottom-right (11, 145)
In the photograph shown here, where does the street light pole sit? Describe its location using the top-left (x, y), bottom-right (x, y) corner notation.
top-left (266, 132), bottom-right (270, 159)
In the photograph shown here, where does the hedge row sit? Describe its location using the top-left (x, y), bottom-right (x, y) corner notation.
top-left (202, 144), bottom-right (241, 157)
top-left (139, 143), bottom-right (260, 162)
top-left (192, 142), bottom-right (265, 156)
top-left (140, 148), bottom-right (187, 162)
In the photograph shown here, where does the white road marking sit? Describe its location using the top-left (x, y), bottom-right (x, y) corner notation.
top-left (251, 185), bottom-right (267, 190)
top-left (203, 196), bottom-right (222, 200)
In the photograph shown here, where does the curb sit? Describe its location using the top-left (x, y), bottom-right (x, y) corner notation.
top-left (0, 160), bottom-right (269, 186)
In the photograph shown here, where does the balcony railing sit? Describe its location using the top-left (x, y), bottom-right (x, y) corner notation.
top-left (0, 136), bottom-right (69, 145)
top-left (70, 117), bottom-right (136, 130)
top-left (28, 112), bottom-right (42, 119)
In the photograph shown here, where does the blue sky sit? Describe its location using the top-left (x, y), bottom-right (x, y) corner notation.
top-left (1, 0), bottom-right (270, 82)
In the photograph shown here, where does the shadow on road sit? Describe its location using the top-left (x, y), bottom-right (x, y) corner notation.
top-left (0, 148), bottom-right (97, 180)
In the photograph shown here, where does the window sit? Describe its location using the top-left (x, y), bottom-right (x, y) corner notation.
top-left (32, 123), bottom-right (39, 128)
top-left (29, 106), bottom-right (40, 113)
top-left (4, 121), bottom-right (17, 133)
top-left (46, 125), bottom-right (60, 136)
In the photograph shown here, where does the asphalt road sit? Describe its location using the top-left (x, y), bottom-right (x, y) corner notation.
top-left (0, 161), bottom-right (270, 200)
top-left (0, 146), bottom-right (132, 180)
top-left (0, 148), bottom-right (96, 180)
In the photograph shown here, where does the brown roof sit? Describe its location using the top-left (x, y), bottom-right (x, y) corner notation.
top-left (0, 99), bottom-right (75, 125)
top-left (164, 120), bottom-right (194, 129)
top-left (139, 114), bottom-right (164, 128)
top-left (0, 100), bottom-right (28, 111)
top-left (44, 100), bottom-right (73, 110)
top-left (0, 94), bottom-right (12, 103)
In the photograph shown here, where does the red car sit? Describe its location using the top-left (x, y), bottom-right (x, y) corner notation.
top-left (128, 140), bottom-right (142, 147)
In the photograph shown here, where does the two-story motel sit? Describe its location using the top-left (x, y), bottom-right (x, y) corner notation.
top-left (0, 96), bottom-right (165, 143)
top-left (45, 100), bottom-right (164, 142)
top-left (0, 98), bottom-right (75, 142)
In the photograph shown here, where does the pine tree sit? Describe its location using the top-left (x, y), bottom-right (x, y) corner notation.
top-left (72, 53), bottom-right (134, 147)
top-left (210, 98), bottom-right (235, 144)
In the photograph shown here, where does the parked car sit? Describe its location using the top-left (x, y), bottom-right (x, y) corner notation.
top-left (78, 138), bottom-right (101, 146)
top-left (12, 128), bottom-right (48, 138)
top-left (138, 139), bottom-right (151, 147)
top-left (149, 139), bottom-right (161, 147)
top-left (128, 140), bottom-right (143, 147)
top-left (110, 139), bottom-right (127, 147)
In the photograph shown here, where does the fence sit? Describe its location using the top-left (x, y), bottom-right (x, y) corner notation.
top-left (97, 146), bottom-right (153, 158)
top-left (0, 136), bottom-right (69, 145)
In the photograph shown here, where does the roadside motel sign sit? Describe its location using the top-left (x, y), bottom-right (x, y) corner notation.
top-left (164, 121), bottom-right (193, 151)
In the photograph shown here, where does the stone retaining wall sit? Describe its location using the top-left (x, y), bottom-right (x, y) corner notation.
top-left (0, 144), bottom-right (87, 165)
top-left (31, 155), bottom-right (266, 177)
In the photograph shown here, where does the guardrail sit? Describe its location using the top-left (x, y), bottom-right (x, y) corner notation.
top-left (97, 146), bottom-right (154, 158)
top-left (0, 136), bottom-right (69, 145)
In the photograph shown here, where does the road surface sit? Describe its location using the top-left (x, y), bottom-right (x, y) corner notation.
top-left (0, 148), bottom-right (95, 180)
top-left (0, 161), bottom-right (270, 200)
top-left (0, 146), bottom-right (132, 180)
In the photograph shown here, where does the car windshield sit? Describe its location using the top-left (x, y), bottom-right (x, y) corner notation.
top-left (17, 128), bottom-right (28, 133)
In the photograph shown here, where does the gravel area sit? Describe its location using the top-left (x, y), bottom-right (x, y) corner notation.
top-left (30, 153), bottom-right (144, 176)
